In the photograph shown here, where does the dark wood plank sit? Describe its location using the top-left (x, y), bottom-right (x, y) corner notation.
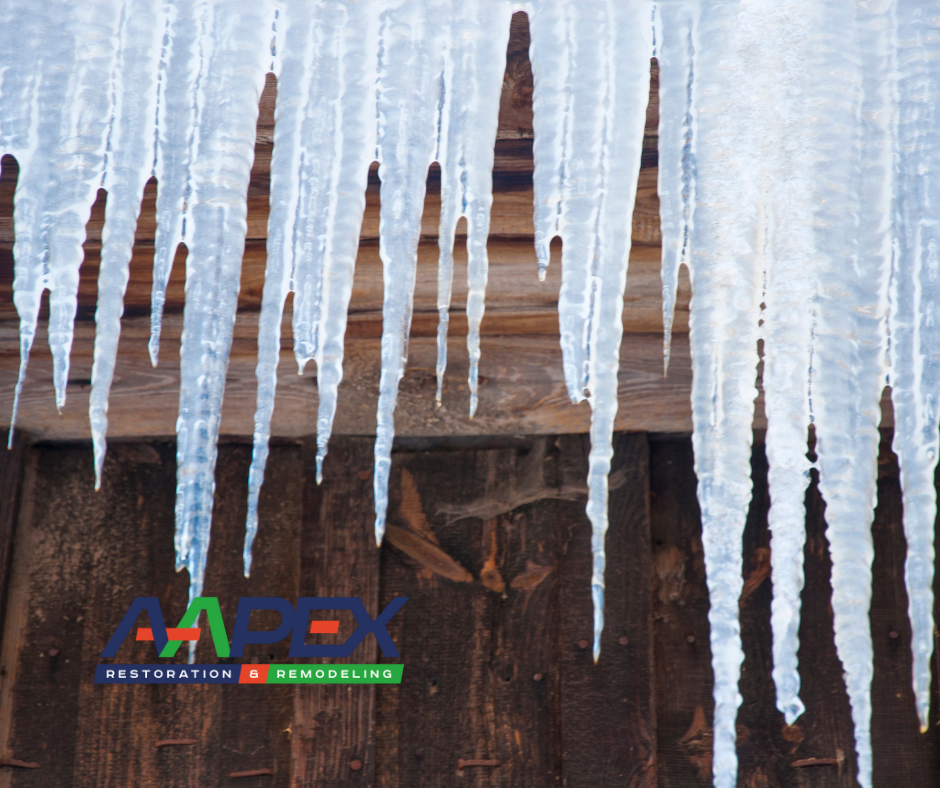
top-left (375, 436), bottom-right (573, 787)
top-left (556, 433), bottom-right (656, 787)
top-left (649, 436), bottom-right (714, 787)
top-left (0, 429), bottom-right (26, 640)
top-left (734, 443), bottom-right (818, 787)
top-left (291, 437), bottom-right (381, 787)
top-left (788, 472), bottom-right (860, 788)
top-left (0, 442), bottom-right (303, 788)
top-left (198, 443), bottom-right (302, 787)
top-left (870, 438), bottom-right (940, 785)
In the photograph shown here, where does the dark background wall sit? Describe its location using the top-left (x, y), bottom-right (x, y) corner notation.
top-left (0, 432), bottom-right (937, 787)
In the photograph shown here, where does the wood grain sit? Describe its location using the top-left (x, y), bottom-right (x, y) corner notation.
top-left (556, 433), bottom-right (656, 787)
top-left (0, 14), bottom-right (673, 442)
top-left (291, 437), bottom-right (381, 788)
top-left (0, 442), bottom-right (301, 788)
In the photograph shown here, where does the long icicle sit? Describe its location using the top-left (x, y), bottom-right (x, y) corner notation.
top-left (756, 1), bottom-right (816, 727)
top-left (372, 0), bottom-right (449, 545)
top-left (684, 1), bottom-right (764, 783)
top-left (655, 0), bottom-right (696, 377)
top-left (433, 0), bottom-right (511, 415)
top-left (810, 2), bottom-right (894, 785)
top-left (90, 0), bottom-right (165, 488)
top-left (173, 0), bottom-right (274, 609)
top-left (245, 0), bottom-right (378, 571)
top-left (148, 0), bottom-right (205, 366)
top-left (528, 0), bottom-right (651, 660)
top-left (889, 0), bottom-right (940, 734)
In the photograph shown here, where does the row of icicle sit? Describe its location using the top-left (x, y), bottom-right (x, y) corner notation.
top-left (1, 1), bottom-right (938, 786)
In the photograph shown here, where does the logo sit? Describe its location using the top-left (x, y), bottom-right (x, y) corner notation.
top-left (95, 596), bottom-right (407, 685)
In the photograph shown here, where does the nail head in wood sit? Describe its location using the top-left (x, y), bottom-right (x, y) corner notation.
top-left (350, 760), bottom-right (363, 771)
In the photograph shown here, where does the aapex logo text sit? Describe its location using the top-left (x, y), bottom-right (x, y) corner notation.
top-left (95, 596), bottom-right (408, 686)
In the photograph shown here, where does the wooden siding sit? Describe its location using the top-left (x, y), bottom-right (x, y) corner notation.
top-left (0, 432), bottom-right (937, 787)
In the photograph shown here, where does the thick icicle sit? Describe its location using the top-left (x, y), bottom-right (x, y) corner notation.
top-left (432, 0), bottom-right (511, 414)
top-left (90, 0), bottom-right (165, 488)
top-left (810, 3), bottom-right (894, 785)
top-left (372, 0), bottom-right (449, 545)
top-left (245, 0), bottom-right (378, 572)
top-left (655, 0), bottom-right (696, 376)
top-left (889, 0), bottom-right (940, 734)
top-left (528, 0), bottom-right (651, 661)
top-left (7, 0), bottom-right (121, 431)
top-left (683, 1), bottom-right (765, 783)
top-left (173, 0), bottom-right (274, 605)
top-left (754, 3), bottom-right (816, 727)
top-left (148, 0), bottom-right (205, 366)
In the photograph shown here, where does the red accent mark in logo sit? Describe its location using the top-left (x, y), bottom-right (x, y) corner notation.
top-left (309, 620), bottom-right (340, 634)
top-left (136, 628), bottom-right (201, 641)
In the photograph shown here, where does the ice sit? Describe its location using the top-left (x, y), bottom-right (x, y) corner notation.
top-left (889, 1), bottom-right (940, 734)
top-left (3, 2), bottom-right (940, 777)
top-left (682, 2), bottom-right (765, 781)
top-left (245, 0), bottom-right (378, 572)
top-left (6, 0), bottom-right (121, 437)
top-left (90, 1), bottom-right (166, 488)
top-left (654, 0), bottom-right (696, 376)
top-left (432, 1), bottom-right (511, 415)
top-left (171, 0), bottom-right (274, 605)
top-left (371, 0), bottom-right (450, 545)
top-left (528, 0), bottom-right (651, 660)
top-left (147, 0), bottom-right (205, 366)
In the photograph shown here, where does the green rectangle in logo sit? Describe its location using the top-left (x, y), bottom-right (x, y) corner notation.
top-left (266, 665), bottom-right (403, 684)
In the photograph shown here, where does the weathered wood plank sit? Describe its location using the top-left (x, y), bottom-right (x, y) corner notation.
top-left (291, 437), bottom-right (381, 788)
top-left (648, 436), bottom-right (714, 787)
top-left (0, 233), bottom-right (682, 332)
top-left (556, 433), bottom-right (656, 787)
top-left (375, 436), bottom-right (577, 786)
top-left (0, 442), bottom-right (302, 788)
top-left (869, 439), bottom-right (940, 785)
top-left (0, 323), bottom-right (697, 441)
top-left (0, 429), bottom-right (25, 639)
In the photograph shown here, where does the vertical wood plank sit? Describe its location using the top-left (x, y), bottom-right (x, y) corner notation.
top-left (375, 437), bottom-right (569, 787)
top-left (291, 437), bottom-right (380, 787)
top-left (0, 442), bottom-right (303, 788)
top-left (199, 443), bottom-right (302, 787)
top-left (649, 436), bottom-right (714, 787)
top-left (793, 475), bottom-right (861, 787)
top-left (557, 432), bottom-right (656, 787)
top-left (869, 439), bottom-right (940, 785)
top-left (0, 429), bottom-right (26, 639)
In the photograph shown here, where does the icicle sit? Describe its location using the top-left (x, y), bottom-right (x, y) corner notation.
top-left (371, 0), bottom-right (449, 545)
top-left (810, 2), bottom-right (894, 784)
top-left (245, 0), bottom-right (378, 573)
top-left (528, 0), bottom-right (652, 661)
top-left (7, 0), bottom-right (121, 432)
top-left (754, 3), bottom-right (817, 728)
top-left (889, 0), bottom-right (939, 735)
top-left (655, 0), bottom-right (696, 376)
top-left (90, 0), bottom-right (165, 489)
top-left (148, 0), bottom-right (206, 366)
top-left (432, 0), bottom-right (511, 414)
top-left (681, 1), bottom-right (767, 783)
top-left (173, 0), bottom-right (274, 607)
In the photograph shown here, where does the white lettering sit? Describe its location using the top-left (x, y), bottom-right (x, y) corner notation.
top-left (106, 670), bottom-right (115, 678)
top-left (210, 669), bottom-right (219, 678)
top-left (118, 670), bottom-right (126, 678)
